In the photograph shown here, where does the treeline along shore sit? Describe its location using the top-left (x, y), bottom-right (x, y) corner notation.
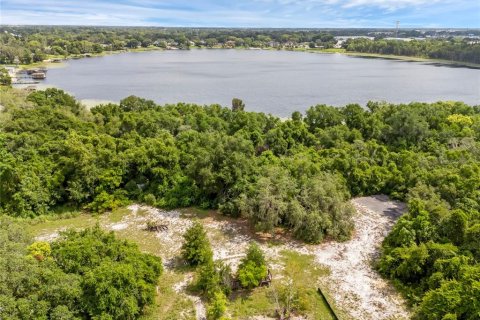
top-left (1, 26), bottom-right (480, 67)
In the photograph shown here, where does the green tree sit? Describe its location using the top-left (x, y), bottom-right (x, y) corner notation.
top-left (237, 242), bottom-right (268, 288)
top-left (441, 210), bottom-right (467, 245)
top-left (0, 67), bottom-right (12, 86)
top-left (196, 260), bottom-right (220, 298)
top-left (82, 261), bottom-right (146, 319)
top-left (305, 104), bottom-right (344, 131)
top-left (182, 222), bottom-right (213, 266)
top-left (51, 225), bottom-right (162, 319)
top-left (207, 291), bottom-right (227, 320)
top-left (232, 98), bottom-right (245, 112)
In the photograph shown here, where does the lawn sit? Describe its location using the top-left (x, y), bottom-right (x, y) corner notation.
top-left (228, 250), bottom-right (337, 320)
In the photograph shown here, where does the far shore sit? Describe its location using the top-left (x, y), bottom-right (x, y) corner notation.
top-left (297, 48), bottom-right (480, 69)
top-left (3, 45), bottom-right (480, 71)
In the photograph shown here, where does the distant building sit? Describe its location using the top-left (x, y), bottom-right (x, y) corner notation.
top-left (334, 36), bottom-right (375, 41)
top-left (223, 40), bottom-right (236, 48)
top-left (384, 37), bottom-right (426, 41)
top-left (267, 41), bottom-right (280, 48)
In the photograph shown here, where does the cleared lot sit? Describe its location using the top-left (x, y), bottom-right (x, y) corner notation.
top-left (30, 195), bottom-right (409, 319)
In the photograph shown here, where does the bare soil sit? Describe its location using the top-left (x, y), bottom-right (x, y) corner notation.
top-left (33, 195), bottom-right (410, 320)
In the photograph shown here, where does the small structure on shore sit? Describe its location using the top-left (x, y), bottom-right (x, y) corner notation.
top-left (26, 68), bottom-right (47, 75)
top-left (24, 86), bottom-right (37, 92)
top-left (32, 72), bottom-right (46, 79)
top-left (24, 68), bottom-right (47, 80)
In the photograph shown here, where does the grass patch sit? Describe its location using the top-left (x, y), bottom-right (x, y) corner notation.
top-left (180, 207), bottom-right (212, 219)
top-left (141, 271), bottom-right (195, 320)
top-left (303, 48), bottom-right (347, 54)
top-left (228, 287), bottom-right (275, 319)
top-left (280, 250), bottom-right (335, 320)
top-left (227, 250), bottom-right (334, 319)
top-left (282, 250), bottom-right (330, 283)
top-left (26, 213), bottom-right (98, 236)
top-left (108, 207), bottom-right (131, 222)
top-left (115, 228), bottom-right (166, 256)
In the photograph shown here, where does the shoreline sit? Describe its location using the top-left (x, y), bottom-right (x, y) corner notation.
top-left (343, 52), bottom-right (480, 69)
top-left (3, 46), bottom-right (480, 71)
top-left (300, 48), bottom-right (480, 69)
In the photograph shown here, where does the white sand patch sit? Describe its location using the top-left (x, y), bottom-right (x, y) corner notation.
top-left (35, 232), bottom-right (60, 242)
top-left (127, 204), bottom-right (194, 261)
top-left (110, 222), bottom-right (129, 230)
top-left (312, 196), bottom-right (409, 320)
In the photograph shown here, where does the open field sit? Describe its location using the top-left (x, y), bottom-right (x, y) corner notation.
top-left (27, 196), bottom-right (410, 319)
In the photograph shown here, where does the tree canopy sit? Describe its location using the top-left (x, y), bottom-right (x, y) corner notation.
top-left (0, 218), bottom-right (162, 320)
top-left (0, 87), bottom-right (479, 318)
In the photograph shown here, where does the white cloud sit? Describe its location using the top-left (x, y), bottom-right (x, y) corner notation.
top-left (0, 0), bottom-right (477, 27)
top-left (342, 0), bottom-right (445, 10)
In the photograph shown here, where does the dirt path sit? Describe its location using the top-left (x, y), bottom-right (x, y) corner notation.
top-left (313, 196), bottom-right (409, 320)
top-left (173, 274), bottom-right (207, 320)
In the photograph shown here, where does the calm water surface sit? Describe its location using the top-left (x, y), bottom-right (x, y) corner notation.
top-left (43, 49), bottom-right (480, 117)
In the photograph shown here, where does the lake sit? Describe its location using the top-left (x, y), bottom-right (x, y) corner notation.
top-left (42, 49), bottom-right (480, 117)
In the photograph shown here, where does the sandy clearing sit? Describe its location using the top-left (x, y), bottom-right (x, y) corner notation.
top-left (312, 196), bottom-right (409, 320)
top-left (36, 231), bottom-right (60, 242)
top-left (33, 196), bottom-right (410, 319)
top-left (195, 196), bottom-right (409, 319)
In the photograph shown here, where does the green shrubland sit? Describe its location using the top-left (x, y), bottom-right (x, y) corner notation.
top-left (0, 218), bottom-right (162, 319)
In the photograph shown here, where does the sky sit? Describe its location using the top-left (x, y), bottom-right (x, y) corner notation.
top-left (1, 0), bottom-right (479, 28)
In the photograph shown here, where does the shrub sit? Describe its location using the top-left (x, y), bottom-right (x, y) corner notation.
top-left (51, 225), bottom-right (163, 318)
top-left (182, 222), bottom-right (213, 266)
top-left (237, 242), bottom-right (267, 289)
top-left (27, 241), bottom-right (51, 261)
top-left (196, 260), bottom-right (221, 298)
top-left (143, 193), bottom-right (156, 206)
top-left (207, 291), bottom-right (227, 320)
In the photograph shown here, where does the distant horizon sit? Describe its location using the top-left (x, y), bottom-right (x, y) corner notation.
top-left (1, 0), bottom-right (479, 28)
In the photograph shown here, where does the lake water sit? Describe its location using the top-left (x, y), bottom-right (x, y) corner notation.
top-left (43, 49), bottom-right (480, 117)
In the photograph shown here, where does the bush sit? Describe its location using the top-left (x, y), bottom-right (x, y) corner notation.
top-left (52, 225), bottom-right (163, 318)
top-left (1, 219), bottom-right (162, 319)
top-left (196, 260), bottom-right (221, 298)
top-left (237, 242), bottom-right (267, 289)
top-left (207, 291), bottom-right (227, 320)
top-left (27, 241), bottom-right (51, 261)
top-left (0, 67), bottom-right (12, 86)
top-left (143, 193), bottom-right (156, 206)
top-left (182, 222), bottom-right (213, 266)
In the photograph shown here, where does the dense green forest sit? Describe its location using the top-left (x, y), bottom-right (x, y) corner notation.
top-left (0, 218), bottom-right (163, 319)
top-left (345, 38), bottom-right (480, 64)
top-left (1, 26), bottom-right (479, 64)
top-left (0, 87), bottom-right (479, 318)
